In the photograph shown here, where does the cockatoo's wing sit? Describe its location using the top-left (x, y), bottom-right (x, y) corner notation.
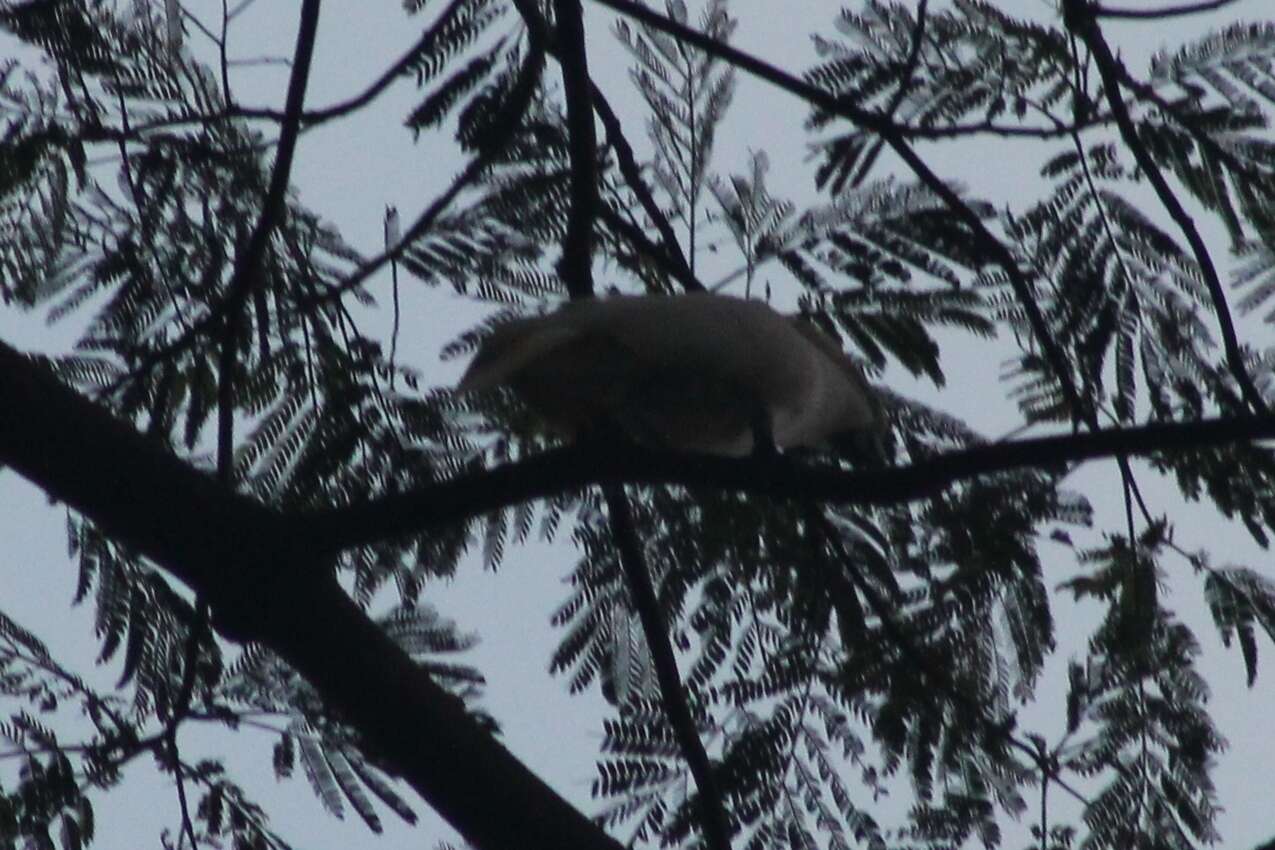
top-left (787, 320), bottom-right (886, 439)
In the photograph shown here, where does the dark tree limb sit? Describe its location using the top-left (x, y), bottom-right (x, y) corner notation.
top-left (3, 336), bottom-right (1274, 843)
top-left (552, 0), bottom-right (600, 298)
top-left (603, 486), bottom-right (733, 850)
top-left (0, 346), bottom-right (622, 850)
top-left (1063, 0), bottom-right (1266, 413)
top-left (303, 412), bottom-right (1275, 552)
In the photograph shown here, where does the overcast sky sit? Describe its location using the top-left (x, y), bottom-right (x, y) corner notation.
top-left (3, 1), bottom-right (1275, 848)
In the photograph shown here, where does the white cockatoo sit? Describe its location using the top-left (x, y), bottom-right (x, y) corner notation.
top-left (457, 293), bottom-right (885, 457)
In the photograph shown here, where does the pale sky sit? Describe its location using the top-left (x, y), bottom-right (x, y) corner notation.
top-left (3, 1), bottom-right (1275, 848)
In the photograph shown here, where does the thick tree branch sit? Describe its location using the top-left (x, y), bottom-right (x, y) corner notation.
top-left (1063, 0), bottom-right (1266, 413)
top-left (3, 333), bottom-right (1273, 842)
top-left (0, 356), bottom-right (621, 850)
top-left (305, 415), bottom-right (1275, 552)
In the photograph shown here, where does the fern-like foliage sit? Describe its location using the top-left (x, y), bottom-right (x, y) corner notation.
top-left (707, 151), bottom-right (793, 299)
top-left (1203, 566), bottom-right (1275, 687)
top-left (1059, 526), bottom-right (1223, 850)
top-left (806, 1), bottom-right (1074, 194)
top-left (1146, 23), bottom-right (1275, 246)
top-left (614, 0), bottom-right (736, 269)
top-left (216, 603), bottom-right (490, 834)
top-left (1008, 149), bottom-right (1224, 424)
top-left (0, 611), bottom-right (101, 850)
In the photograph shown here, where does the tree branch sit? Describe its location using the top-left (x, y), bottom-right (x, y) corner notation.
top-left (604, 486), bottom-right (733, 850)
top-left (1063, 0), bottom-right (1266, 413)
top-left (553, 0), bottom-right (600, 298)
top-left (2, 340), bottom-right (1272, 844)
top-left (1091, 0), bottom-right (1240, 19)
top-left (511, 0), bottom-right (701, 293)
top-left (223, 0), bottom-right (319, 314)
top-left (302, 414), bottom-right (1275, 553)
top-left (0, 359), bottom-right (622, 850)
top-left (12, 330), bottom-right (1273, 584)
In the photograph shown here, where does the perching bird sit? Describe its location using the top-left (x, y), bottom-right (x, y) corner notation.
top-left (457, 293), bottom-right (885, 457)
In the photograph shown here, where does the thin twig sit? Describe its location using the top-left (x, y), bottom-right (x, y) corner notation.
top-left (599, 205), bottom-right (706, 292)
top-left (1092, 0), bottom-right (1240, 20)
top-left (592, 91), bottom-right (701, 291)
top-left (299, 41), bottom-right (546, 310)
top-left (1065, 121), bottom-right (1152, 542)
top-left (170, 731), bottom-right (198, 850)
top-left (235, 0), bottom-right (470, 127)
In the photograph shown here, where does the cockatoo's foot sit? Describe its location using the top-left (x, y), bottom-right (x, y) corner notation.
top-left (575, 417), bottom-right (633, 451)
top-left (750, 408), bottom-right (779, 459)
top-left (827, 427), bottom-right (890, 467)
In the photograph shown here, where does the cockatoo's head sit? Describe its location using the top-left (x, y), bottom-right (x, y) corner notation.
top-left (457, 293), bottom-right (886, 457)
